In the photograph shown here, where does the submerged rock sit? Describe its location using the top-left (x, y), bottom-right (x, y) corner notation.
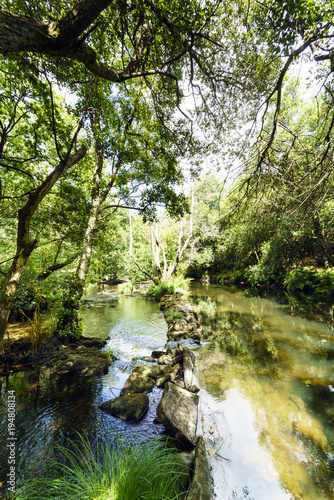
top-left (156, 382), bottom-right (198, 449)
top-left (54, 353), bottom-right (110, 376)
top-left (99, 393), bottom-right (149, 421)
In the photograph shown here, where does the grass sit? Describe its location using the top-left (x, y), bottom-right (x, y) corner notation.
top-left (15, 432), bottom-right (189, 500)
top-left (147, 275), bottom-right (192, 300)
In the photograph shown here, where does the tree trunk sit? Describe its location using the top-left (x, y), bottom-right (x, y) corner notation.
top-left (0, 129), bottom-right (86, 342)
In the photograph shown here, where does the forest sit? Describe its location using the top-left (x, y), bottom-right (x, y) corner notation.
top-left (1, 0), bottom-right (334, 498)
top-left (1, 0), bottom-right (334, 340)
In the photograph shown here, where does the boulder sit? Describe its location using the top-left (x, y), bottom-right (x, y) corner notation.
top-left (157, 354), bottom-right (173, 365)
top-left (186, 436), bottom-right (211, 500)
top-left (144, 364), bottom-right (173, 378)
top-left (120, 373), bottom-right (155, 396)
top-left (156, 373), bottom-right (171, 387)
top-left (151, 350), bottom-right (166, 359)
top-left (99, 393), bottom-right (149, 421)
top-left (166, 347), bottom-right (181, 358)
top-left (156, 382), bottom-right (198, 449)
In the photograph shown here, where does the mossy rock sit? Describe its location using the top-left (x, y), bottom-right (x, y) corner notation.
top-left (99, 393), bottom-right (149, 421)
top-left (120, 372), bottom-right (155, 396)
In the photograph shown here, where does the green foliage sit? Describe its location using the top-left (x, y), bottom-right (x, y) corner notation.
top-left (147, 275), bottom-right (192, 300)
top-left (56, 307), bottom-right (83, 340)
top-left (166, 310), bottom-right (183, 320)
top-left (16, 432), bottom-right (189, 500)
top-left (284, 268), bottom-right (334, 301)
top-left (10, 280), bottom-right (48, 321)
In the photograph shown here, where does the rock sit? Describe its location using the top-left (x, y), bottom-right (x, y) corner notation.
top-left (156, 373), bottom-right (171, 387)
top-left (166, 347), bottom-right (181, 358)
top-left (170, 363), bottom-right (181, 381)
top-left (120, 373), bottom-right (155, 396)
top-left (183, 346), bottom-right (196, 389)
top-left (192, 331), bottom-right (202, 342)
top-left (151, 350), bottom-right (166, 359)
top-left (168, 331), bottom-right (190, 341)
top-left (99, 393), bottom-right (149, 421)
top-left (132, 365), bottom-right (150, 375)
top-left (157, 354), bottom-right (173, 365)
top-left (172, 354), bottom-right (183, 365)
top-left (188, 384), bottom-right (200, 393)
top-left (141, 356), bottom-right (155, 362)
top-left (187, 436), bottom-right (211, 500)
top-left (186, 314), bottom-right (196, 323)
top-left (174, 380), bottom-right (185, 389)
top-left (156, 382), bottom-right (198, 449)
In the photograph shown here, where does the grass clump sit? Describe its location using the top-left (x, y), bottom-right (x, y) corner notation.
top-left (147, 275), bottom-right (192, 300)
top-left (166, 310), bottom-right (183, 321)
top-left (16, 432), bottom-right (189, 500)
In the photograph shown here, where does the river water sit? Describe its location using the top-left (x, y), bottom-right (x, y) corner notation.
top-left (190, 282), bottom-right (334, 499)
top-left (0, 283), bottom-right (333, 499)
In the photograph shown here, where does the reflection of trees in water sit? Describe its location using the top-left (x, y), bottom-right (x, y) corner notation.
top-left (0, 370), bottom-right (102, 483)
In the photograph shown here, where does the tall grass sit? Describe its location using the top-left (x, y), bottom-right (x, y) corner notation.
top-left (147, 275), bottom-right (192, 300)
top-left (15, 432), bottom-right (189, 500)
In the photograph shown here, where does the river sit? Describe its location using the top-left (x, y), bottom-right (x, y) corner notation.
top-left (0, 283), bottom-right (333, 499)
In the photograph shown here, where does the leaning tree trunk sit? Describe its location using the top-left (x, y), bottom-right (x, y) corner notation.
top-left (0, 134), bottom-right (86, 343)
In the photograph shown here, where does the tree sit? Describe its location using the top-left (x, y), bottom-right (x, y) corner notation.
top-left (0, 65), bottom-right (87, 342)
top-left (55, 74), bottom-right (191, 339)
top-left (129, 189), bottom-right (194, 284)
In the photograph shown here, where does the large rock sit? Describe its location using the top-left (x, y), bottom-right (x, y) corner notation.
top-left (120, 372), bottom-right (155, 396)
top-left (187, 436), bottom-right (211, 500)
top-left (156, 382), bottom-right (198, 449)
top-left (99, 393), bottom-right (149, 421)
top-left (132, 364), bottom-right (173, 379)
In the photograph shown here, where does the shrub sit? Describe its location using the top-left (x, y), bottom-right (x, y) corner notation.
top-left (284, 267), bottom-right (334, 301)
top-left (15, 432), bottom-right (189, 500)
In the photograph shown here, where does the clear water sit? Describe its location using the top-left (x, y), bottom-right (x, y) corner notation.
top-left (0, 286), bottom-right (167, 497)
top-left (1, 283), bottom-right (333, 499)
top-left (190, 282), bottom-right (334, 499)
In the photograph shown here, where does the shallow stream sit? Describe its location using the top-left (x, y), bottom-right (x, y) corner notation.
top-left (0, 283), bottom-right (333, 499)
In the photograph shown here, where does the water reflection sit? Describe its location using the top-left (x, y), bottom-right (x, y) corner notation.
top-left (191, 282), bottom-right (334, 499)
